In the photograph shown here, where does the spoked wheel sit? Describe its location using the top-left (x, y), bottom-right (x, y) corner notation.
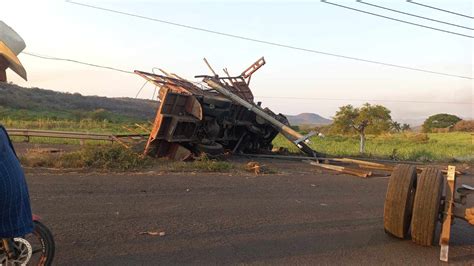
top-left (411, 167), bottom-right (444, 246)
top-left (384, 164), bottom-right (417, 238)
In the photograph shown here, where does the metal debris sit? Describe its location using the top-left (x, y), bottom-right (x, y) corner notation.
top-left (135, 57), bottom-right (321, 160)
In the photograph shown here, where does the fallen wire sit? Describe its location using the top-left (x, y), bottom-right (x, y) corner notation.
top-left (23, 52), bottom-right (133, 74)
top-left (255, 96), bottom-right (473, 105)
top-left (22, 51), bottom-right (472, 105)
top-left (135, 80), bottom-right (148, 98)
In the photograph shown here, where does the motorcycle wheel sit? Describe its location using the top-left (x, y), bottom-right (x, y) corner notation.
top-left (28, 221), bottom-right (55, 266)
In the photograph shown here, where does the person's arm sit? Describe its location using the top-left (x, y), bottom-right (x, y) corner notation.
top-left (0, 125), bottom-right (18, 158)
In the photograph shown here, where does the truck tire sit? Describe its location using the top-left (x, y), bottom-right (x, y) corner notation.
top-left (411, 167), bottom-right (444, 246)
top-left (196, 142), bottom-right (224, 155)
top-left (383, 164), bottom-right (417, 238)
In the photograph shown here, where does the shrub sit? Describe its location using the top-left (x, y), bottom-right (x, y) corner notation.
top-left (20, 145), bottom-right (151, 171)
top-left (404, 132), bottom-right (429, 143)
top-left (422, 113), bottom-right (461, 133)
top-left (452, 120), bottom-right (474, 132)
top-left (80, 145), bottom-right (151, 170)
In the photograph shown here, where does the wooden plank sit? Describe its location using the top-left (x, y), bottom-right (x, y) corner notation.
top-left (332, 158), bottom-right (386, 168)
top-left (439, 165), bottom-right (456, 262)
top-left (417, 167), bottom-right (463, 176)
top-left (305, 160), bottom-right (372, 178)
top-left (358, 164), bottom-right (394, 171)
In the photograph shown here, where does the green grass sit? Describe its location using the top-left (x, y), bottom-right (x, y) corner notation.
top-left (272, 132), bottom-right (474, 162)
top-left (6, 116), bottom-right (473, 163)
top-left (2, 117), bottom-right (146, 133)
top-left (2, 117), bottom-right (150, 145)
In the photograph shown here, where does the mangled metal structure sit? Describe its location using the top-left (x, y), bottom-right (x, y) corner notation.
top-left (135, 57), bottom-right (319, 160)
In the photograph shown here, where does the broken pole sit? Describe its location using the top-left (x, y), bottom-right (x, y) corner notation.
top-left (203, 78), bottom-right (319, 158)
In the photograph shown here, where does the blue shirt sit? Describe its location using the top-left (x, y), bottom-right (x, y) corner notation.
top-left (0, 125), bottom-right (33, 237)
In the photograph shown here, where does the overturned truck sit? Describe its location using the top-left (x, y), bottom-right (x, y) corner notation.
top-left (136, 57), bottom-right (318, 160)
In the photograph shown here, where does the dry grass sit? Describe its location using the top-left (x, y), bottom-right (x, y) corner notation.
top-left (163, 155), bottom-right (234, 172)
top-left (20, 145), bottom-right (152, 171)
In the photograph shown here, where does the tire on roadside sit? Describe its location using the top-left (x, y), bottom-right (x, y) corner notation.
top-left (411, 167), bottom-right (444, 246)
top-left (383, 164), bottom-right (417, 239)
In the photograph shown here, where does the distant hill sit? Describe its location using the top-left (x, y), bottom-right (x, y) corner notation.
top-left (0, 83), bottom-right (334, 126)
top-left (285, 113), bottom-right (332, 126)
top-left (0, 82), bottom-right (158, 121)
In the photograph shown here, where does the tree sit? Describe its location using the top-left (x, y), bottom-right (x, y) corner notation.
top-left (401, 123), bottom-right (411, 132)
top-left (391, 121), bottom-right (401, 132)
top-left (422, 113), bottom-right (461, 133)
top-left (332, 103), bottom-right (392, 153)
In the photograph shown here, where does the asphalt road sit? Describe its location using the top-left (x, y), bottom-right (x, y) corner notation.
top-left (26, 161), bottom-right (474, 265)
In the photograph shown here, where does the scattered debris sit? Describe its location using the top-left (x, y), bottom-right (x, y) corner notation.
top-left (246, 161), bottom-right (263, 175)
top-left (332, 158), bottom-right (394, 171)
top-left (139, 231), bottom-right (166, 237)
top-left (417, 167), bottom-right (464, 176)
top-left (271, 147), bottom-right (289, 155)
top-left (305, 160), bottom-right (372, 178)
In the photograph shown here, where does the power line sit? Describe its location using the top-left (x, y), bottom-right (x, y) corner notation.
top-left (358, 0), bottom-right (474, 30)
top-left (135, 80), bottom-right (148, 98)
top-left (64, 0), bottom-right (472, 80)
top-left (407, 0), bottom-right (474, 19)
top-left (255, 96), bottom-right (473, 105)
top-left (321, 0), bottom-right (473, 39)
top-left (20, 51), bottom-right (471, 105)
top-left (23, 52), bottom-right (133, 74)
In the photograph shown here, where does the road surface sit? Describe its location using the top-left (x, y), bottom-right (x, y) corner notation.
top-left (26, 161), bottom-right (474, 265)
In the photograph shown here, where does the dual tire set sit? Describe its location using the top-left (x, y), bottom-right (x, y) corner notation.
top-left (384, 164), bottom-right (444, 246)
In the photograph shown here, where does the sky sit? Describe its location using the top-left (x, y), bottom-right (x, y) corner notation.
top-left (1, 0), bottom-right (473, 124)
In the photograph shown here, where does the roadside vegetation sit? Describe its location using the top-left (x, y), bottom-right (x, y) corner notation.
top-left (273, 131), bottom-right (473, 162)
top-left (276, 104), bottom-right (473, 162)
top-left (20, 145), bottom-right (237, 172)
top-left (20, 145), bottom-right (152, 171)
top-left (4, 86), bottom-right (472, 166)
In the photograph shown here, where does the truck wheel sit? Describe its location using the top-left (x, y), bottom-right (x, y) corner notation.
top-left (196, 142), bottom-right (224, 155)
top-left (383, 164), bottom-right (417, 238)
top-left (411, 167), bottom-right (444, 246)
